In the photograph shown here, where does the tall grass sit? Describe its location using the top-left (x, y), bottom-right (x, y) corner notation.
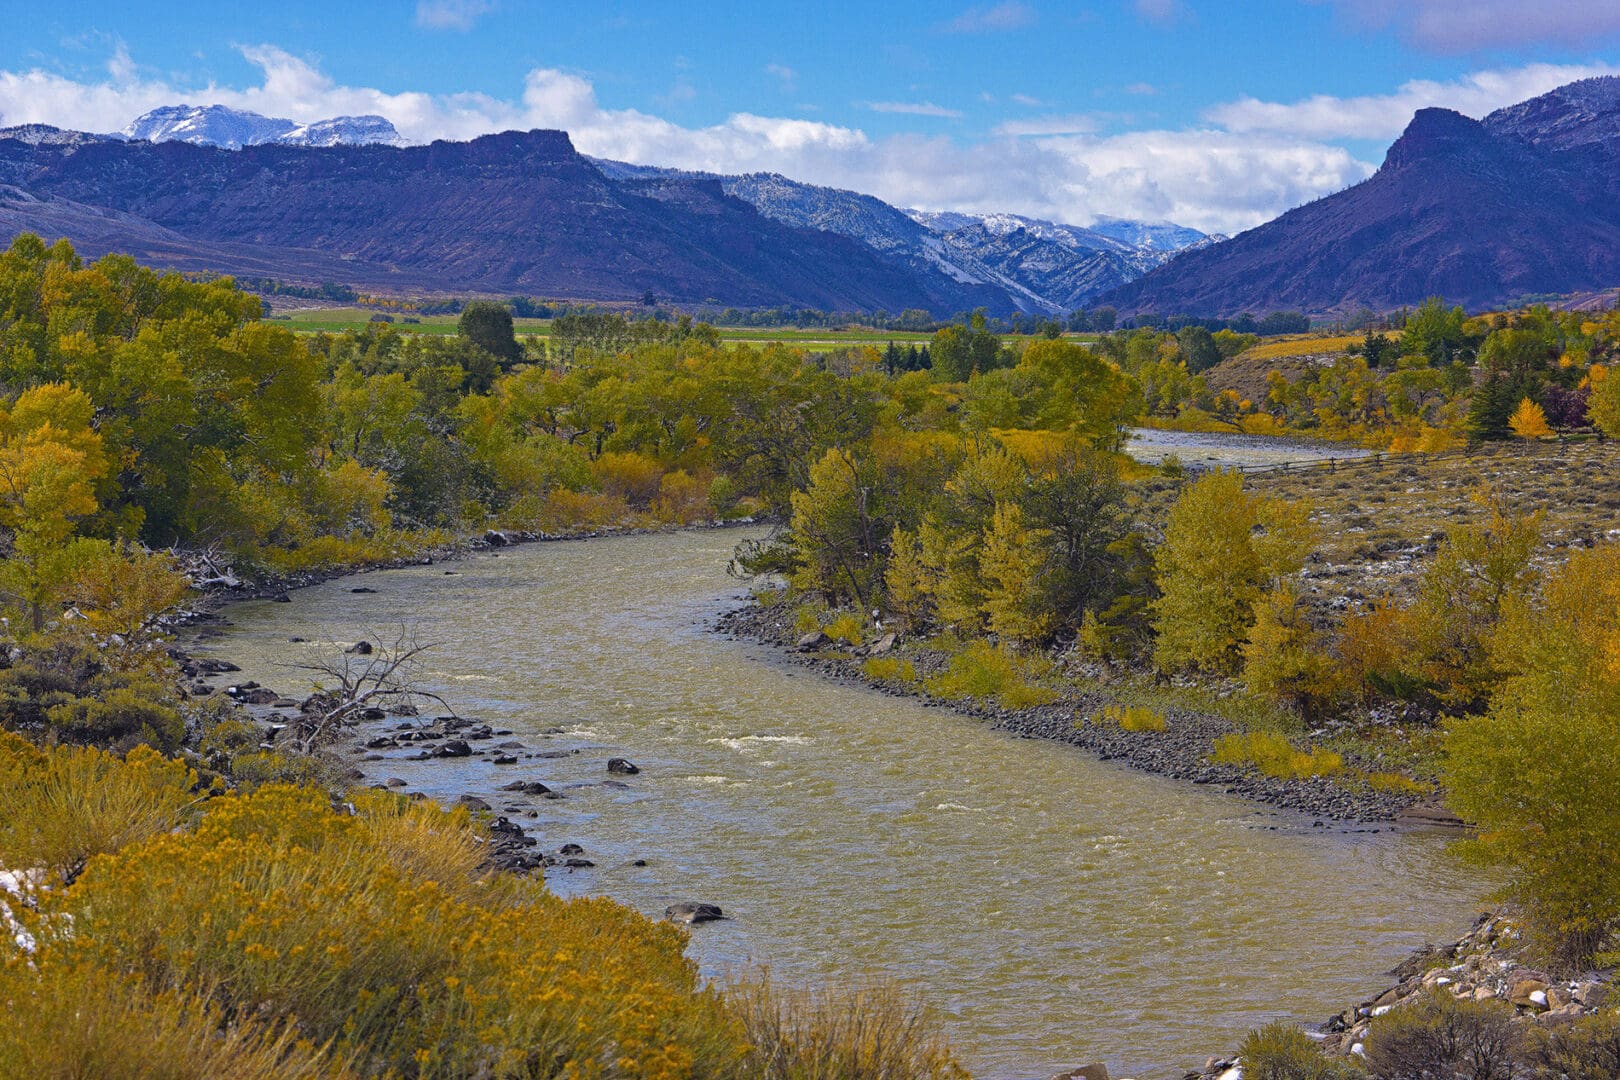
top-left (725, 974), bottom-right (969, 1080)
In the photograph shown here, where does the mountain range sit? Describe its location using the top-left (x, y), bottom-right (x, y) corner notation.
top-left (7, 77), bottom-right (1619, 318)
top-left (0, 104), bottom-right (1209, 315)
top-left (1106, 77), bottom-right (1620, 316)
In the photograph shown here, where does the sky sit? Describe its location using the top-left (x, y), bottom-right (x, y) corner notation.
top-left (2, 1), bottom-right (1619, 235)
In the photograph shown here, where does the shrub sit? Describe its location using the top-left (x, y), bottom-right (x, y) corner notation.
top-left (45, 681), bottom-right (184, 752)
top-left (862, 657), bottom-right (917, 683)
top-left (723, 975), bottom-right (968, 1080)
top-left (1362, 990), bottom-right (1518, 1080)
top-left (226, 750), bottom-right (343, 790)
top-left (1522, 1009), bottom-right (1620, 1079)
top-left (43, 784), bottom-right (750, 1077)
top-left (591, 450), bottom-right (664, 508)
top-left (925, 640), bottom-right (1056, 709)
top-left (0, 732), bottom-right (200, 884)
top-left (0, 959), bottom-right (334, 1080)
top-left (823, 612), bottom-right (866, 644)
top-left (793, 606), bottom-right (822, 634)
top-left (1238, 1020), bottom-right (1364, 1080)
top-left (1212, 730), bottom-right (1343, 779)
top-left (1097, 704), bottom-right (1167, 732)
top-left (651, 468), bottom-right (712, 524)
top-left (1364, 772), bottom-right (1430, 797)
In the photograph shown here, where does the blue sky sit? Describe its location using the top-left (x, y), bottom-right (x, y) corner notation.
top-left (3, 1), bottom-right (1619, 233)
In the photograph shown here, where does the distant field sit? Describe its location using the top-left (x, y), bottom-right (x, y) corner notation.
top-left (1239, 331), bottom-right (1400, 361)
top-left (268, 307), bottom-right (1094, 352)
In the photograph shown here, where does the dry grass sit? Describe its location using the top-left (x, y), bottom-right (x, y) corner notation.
top-left (724, 974), bottom-right (969, 1080)
top-left (1239, 333), bottom-right (1383, 361)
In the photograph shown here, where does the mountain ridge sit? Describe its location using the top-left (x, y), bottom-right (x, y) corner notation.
top-left (1104, 76), bottom-right (1620, 316)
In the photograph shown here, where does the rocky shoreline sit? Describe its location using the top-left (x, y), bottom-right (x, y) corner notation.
top-left (714, 599), bottom-right (1431, 827)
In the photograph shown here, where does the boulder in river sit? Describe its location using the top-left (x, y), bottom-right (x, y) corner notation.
top-left (434, 739), bottom-right (473, 758)
top-left (1050, 1066), bottom-right (1109, 1080)
top-left (455, 795), bottom-right (491, 813)
top-left (665, 902), bottom-right (725, 925)
top-left (345, 640), bottom-right (374, 655)
top-left (607, 758), bottom-right (640, 775)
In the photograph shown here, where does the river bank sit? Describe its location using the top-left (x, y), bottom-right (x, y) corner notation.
top-left (715, 598), bottom-right (1429, 827)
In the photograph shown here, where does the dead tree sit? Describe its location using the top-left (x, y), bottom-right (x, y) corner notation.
top-left (290, 628), bottom-right (456, 753)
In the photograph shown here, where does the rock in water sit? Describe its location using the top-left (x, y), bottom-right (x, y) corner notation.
top-left (607, 758), bottom-right (640, 775)
top-left (665, 902), bottom-right (725, 925)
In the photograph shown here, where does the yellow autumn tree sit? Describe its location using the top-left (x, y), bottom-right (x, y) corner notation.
top-left (979, 501), bottom-right (1052, 647)
top-left (882, 526), bottom-right (934, 629)
top-left (1508, 397), bottom-right (1553, 439)
top-left (1448, 542), bottom-right (1620, 967)
top-left (0, 384), bottom-right (112, 632)
top-left (1151, 470), bottom-right (1316, 674)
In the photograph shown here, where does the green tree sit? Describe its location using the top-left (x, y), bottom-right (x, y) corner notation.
top-left (458, 301), bottom-right (522, 369)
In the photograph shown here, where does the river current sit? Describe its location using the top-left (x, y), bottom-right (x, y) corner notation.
top-left (189, 528), bottom-right (1481, 1079)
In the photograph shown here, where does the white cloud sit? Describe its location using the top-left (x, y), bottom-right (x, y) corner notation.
top-left (765, 63), bottom-right (797, 92)
top-left (866, 100), bottom-right (964, 118)
top-left (993, 113), bottom-right (1098, 136)
top-left (1204, 60), bottom-right (1620, 140)
top-left (1134, 0), bottom-right (1187, 25)
top-left (1010, 92), bottom-right (1046, 107)
top-left (942, 2), bottom-right (1037, 32)
top-left (0, 43), bottom-right (1371, 234)
top-left (414, 0), bottom-right (495, 31)
top-left (1321, 0), bottom-right (1620, 52)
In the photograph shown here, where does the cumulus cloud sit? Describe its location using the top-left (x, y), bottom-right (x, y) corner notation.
top-left (1204, 60), bottom-right (1620, 140)
top-left (942, 2), bottom-right (1037, 33)
top-left (865, 100), bottom-right (964, 118)
top-left (0, 42), bottom-right (1372, 233)
top-left (414, 0), bottom-right (495, 31)
top-left (1321, 0), bottom-right (1620, 52)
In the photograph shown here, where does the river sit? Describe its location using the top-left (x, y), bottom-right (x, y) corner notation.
top-left (186, 528), bottom-right (1481, 1079)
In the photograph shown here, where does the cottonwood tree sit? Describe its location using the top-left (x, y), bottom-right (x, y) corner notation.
top-left (1151, 470), bottom-right (1315, 674)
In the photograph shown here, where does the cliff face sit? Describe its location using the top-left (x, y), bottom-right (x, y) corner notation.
top-left (0, 127), bottom-right (1006, 311)
top-left (1105, 78), bottom-right (1620, 316)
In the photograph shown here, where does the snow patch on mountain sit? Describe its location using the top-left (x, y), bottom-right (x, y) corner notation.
top-left (121, 105), bottom-right (404, 149)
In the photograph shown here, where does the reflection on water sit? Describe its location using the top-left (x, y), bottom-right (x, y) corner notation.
top-left (192, 529), bottom-right (1480, 1079)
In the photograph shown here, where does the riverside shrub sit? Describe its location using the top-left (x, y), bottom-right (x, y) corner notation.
top-left (1362, 990), bottom-right (1519, 1080)
top-left (1237, 1021), bottom-right (1364, 1080)
top-left (1211, 730), bottom-right (1343, 779)
top-left (924, 640), bottom-right (1056, 709)
top-left (39, 783), bottom-right (750, 1078)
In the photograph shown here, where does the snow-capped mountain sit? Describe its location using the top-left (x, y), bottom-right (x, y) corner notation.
top-left (590, 158), bottom-right (1211, 313)
top-left (120, 105), bottom-right (403, 149)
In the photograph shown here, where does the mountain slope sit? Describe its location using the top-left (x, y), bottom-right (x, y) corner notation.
top-left (591, 158), bottom-right (1209, 313)
top-left (1106, 77), bottom-right (1620, 316)
top-left (0, 127), bottom-right (1006, 311)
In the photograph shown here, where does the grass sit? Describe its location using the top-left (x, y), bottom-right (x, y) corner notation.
top-left (822, 612), bottom-right (867, 644)
top-left (267, 308), bottom-right (1097, 354)
top-left (723, 975), bottom-right (968, 1080)
top-left (861, 657), bottom-right (917, 683)
top-left (1211, 730), bottom-right (1344, 779)
top-left (1093, 704), bottom-right (1167, 732)
top-left (1238, 332), bottom-right (1394, 361)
